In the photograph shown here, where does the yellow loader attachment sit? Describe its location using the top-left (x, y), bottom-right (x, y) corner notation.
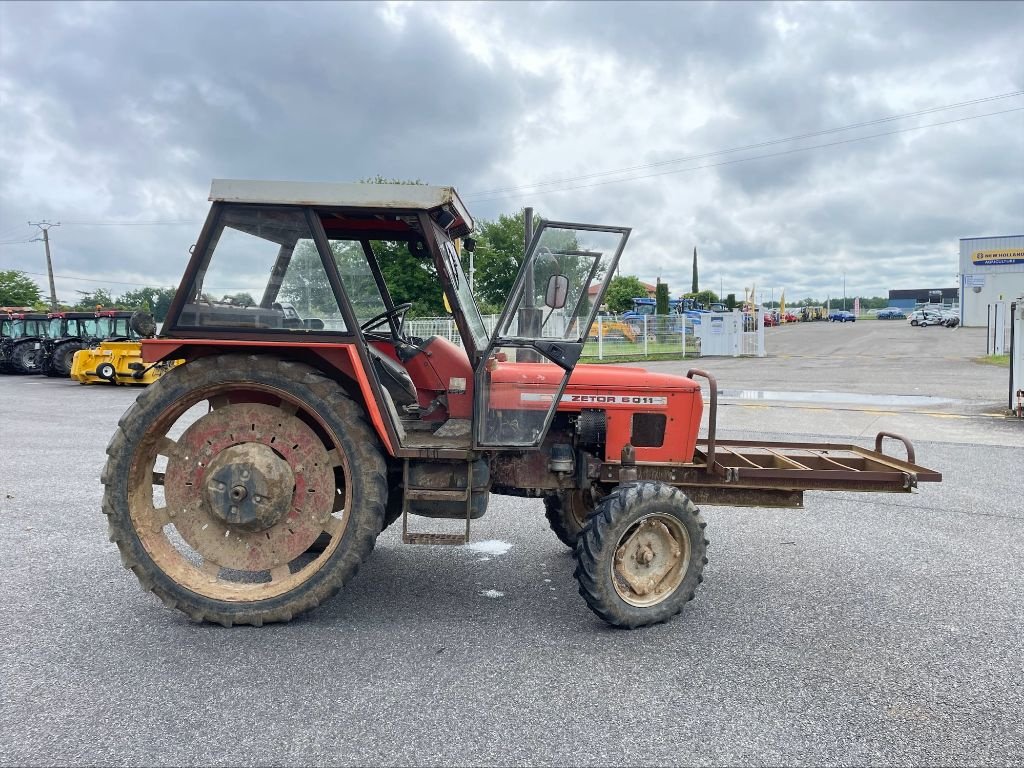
top-left (70, 341), bottom-right (181, 385)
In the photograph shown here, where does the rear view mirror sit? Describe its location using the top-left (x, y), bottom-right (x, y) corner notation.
top-left (545, 275), bottom-right (569, 310)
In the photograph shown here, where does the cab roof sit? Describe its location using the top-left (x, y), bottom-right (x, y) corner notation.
top-left (209, 179), bottom-right (474, 237)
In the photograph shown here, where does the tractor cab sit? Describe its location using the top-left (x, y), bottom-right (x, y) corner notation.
top-left (0, 311), bottom-right (48, 374)
top-left (41, 311), bottom-right (103, 377)
top-left (155, 180), bottom-right (630, 457)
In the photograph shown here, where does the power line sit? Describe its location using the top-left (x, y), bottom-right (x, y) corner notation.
top-left (60, 219), bottom-right (201, 226)
top-left (0, 224), bottom-right (35, 239)
top-left (466, 105), bottom-right (1024, 202)
top-left (2, 269), bottom-right (173, 288)
top-left (466, 91), bottom-right (1024, 198)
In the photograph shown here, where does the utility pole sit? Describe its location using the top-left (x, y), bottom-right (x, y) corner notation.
top-left (29, 221), bottom-right (60, 310)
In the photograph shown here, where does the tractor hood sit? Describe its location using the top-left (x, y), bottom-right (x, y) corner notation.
top-left (491, 362), bottom-right (701, 394)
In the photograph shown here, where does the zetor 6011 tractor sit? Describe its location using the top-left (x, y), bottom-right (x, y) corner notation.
top-left (103, 180), bottom-right (941, 628)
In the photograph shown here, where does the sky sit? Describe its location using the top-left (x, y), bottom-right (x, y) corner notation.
top-left (1, 0), bottom-right (1022, 308)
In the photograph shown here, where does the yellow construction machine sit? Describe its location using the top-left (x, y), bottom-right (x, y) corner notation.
top-left (70, 310), bottom-right (181, 385)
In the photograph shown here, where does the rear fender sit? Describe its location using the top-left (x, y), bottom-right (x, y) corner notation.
top-left (140, 339), bottom-right (397, 455)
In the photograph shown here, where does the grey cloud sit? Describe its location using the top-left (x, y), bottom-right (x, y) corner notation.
top-left (0, 0), bottom-right (1020, 305)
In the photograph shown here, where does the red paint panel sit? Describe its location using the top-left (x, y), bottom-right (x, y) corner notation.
top-left (140, 339), bottom-right (396, 455)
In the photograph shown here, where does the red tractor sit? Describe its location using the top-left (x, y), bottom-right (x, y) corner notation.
top-left (103, 180), bottom-right (941, 628)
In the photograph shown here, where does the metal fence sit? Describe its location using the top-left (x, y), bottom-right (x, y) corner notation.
top-left (405, 311), bottom-right (767, 360)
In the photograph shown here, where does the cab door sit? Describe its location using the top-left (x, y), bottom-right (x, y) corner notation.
top-left (473, 221), bottom-right (630, 449)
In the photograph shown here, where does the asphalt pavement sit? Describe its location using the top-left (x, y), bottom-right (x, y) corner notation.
top-left (1, 321), bottom-right (1021, 766)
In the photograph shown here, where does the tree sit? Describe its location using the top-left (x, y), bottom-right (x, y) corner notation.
top-left (73, 289), bottom-right (116, 311)
top-left (0, 270), bottom-right (41, 307)
top-left (473, 210), bottom-right (528, 308)
top-left (655, 281), bottom-right (670, 315)
top-left (691, 247), bottom-right (698, 294)
top-left (684, 289), bottom-right (720, 308)
top-left (725, 293), bottom-right (737, 309)
top-left (119, 286), bottom-right (178, 321)
top-left (605, 275), bottom-right (647, 313)
top-left (375, 239), bottom-right (446, 316)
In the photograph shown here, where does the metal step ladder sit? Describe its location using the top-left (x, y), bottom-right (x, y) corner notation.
top-left (401, 459), bottom-right (473, 545)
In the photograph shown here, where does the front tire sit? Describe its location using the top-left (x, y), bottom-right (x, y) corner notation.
top-left (102, 354), bottom-right (387, 626)
top-left (574, 482), bottom-right (707, 628)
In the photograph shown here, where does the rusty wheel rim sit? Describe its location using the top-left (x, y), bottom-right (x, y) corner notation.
top-left (611, 513), bottom-right (690, 607)
top-left (127, 384), bottom-right (350, 602)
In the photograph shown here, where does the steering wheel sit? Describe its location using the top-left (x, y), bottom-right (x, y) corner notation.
top-left (360, 302), bottom-right (413, 342)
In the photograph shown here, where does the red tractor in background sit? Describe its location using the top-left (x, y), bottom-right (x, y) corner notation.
top-left (102, 180), bottom-right (941, 629)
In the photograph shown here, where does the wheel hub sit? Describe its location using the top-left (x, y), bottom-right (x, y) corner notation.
top-left (614, 517), bottom-right (687, 600)
top-left (163, 402), bottom-right (335, 571)
top-left (203, 443), bottom-right (295, 532)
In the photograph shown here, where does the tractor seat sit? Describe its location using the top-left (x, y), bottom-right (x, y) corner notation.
top-left (367, 345), bottom-right (418, 408)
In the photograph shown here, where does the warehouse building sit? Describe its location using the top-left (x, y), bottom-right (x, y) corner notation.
top-left (887, 288), bottom-right (958, 312)
top-left (959, 235), bottom-right (1024, 327)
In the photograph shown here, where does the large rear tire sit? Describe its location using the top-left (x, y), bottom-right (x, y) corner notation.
top-left (10, 341), bottom-right (41, 374)
top-left (48, 341), bottom-right (84, 377)
top-left (574, 481), bottom-right (707, 628)
top-left (102, 354), bottom-right (387, 626)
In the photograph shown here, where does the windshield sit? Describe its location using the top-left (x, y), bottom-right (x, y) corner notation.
top-left (327, 240), bottom-right (388, 326)
top-left (48, 318), bottom-right (62, 336)
top-left (497, 225), bottom-right (629, 342)
top-left (431, 223), bottom-right (488, 351)
top-left (75, 318), bottom-right (99, 337)
top-left (96, 317), bottom-right (132, 338)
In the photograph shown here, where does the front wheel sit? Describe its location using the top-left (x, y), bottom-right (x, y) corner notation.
top-left (574, 482), bottom-right (707, 628)
top-left (102, 354), bottom-right (388, 626)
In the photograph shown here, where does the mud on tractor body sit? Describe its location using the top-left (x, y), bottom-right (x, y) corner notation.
top-left (102, 180), bottom-right (942, 629)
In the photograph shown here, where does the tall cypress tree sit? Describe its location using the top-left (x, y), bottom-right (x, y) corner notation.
top-left (691, 247), bottom-right (698, 294)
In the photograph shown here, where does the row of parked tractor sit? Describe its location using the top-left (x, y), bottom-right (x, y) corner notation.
top-left (0, 307), bottom-right (174, 384)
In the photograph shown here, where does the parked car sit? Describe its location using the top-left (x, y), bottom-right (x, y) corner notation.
top-left (877, 308), bottom-right (906, 320)
top-left (829, 310), bottom-right (856, 322)
top-left (909, 309), bottom-right (944, 327)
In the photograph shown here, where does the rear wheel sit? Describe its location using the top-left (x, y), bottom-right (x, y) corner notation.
top-left (11, 341), bottom-right (41, 374)
top-left (544, 490), bottom-right (595, 548)
top-left (102, 354), bottom-right (387, 626)
top-left (574, 481), bottom-right (707, 628)
top-left (48, 341), bottom-right (84, 377)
